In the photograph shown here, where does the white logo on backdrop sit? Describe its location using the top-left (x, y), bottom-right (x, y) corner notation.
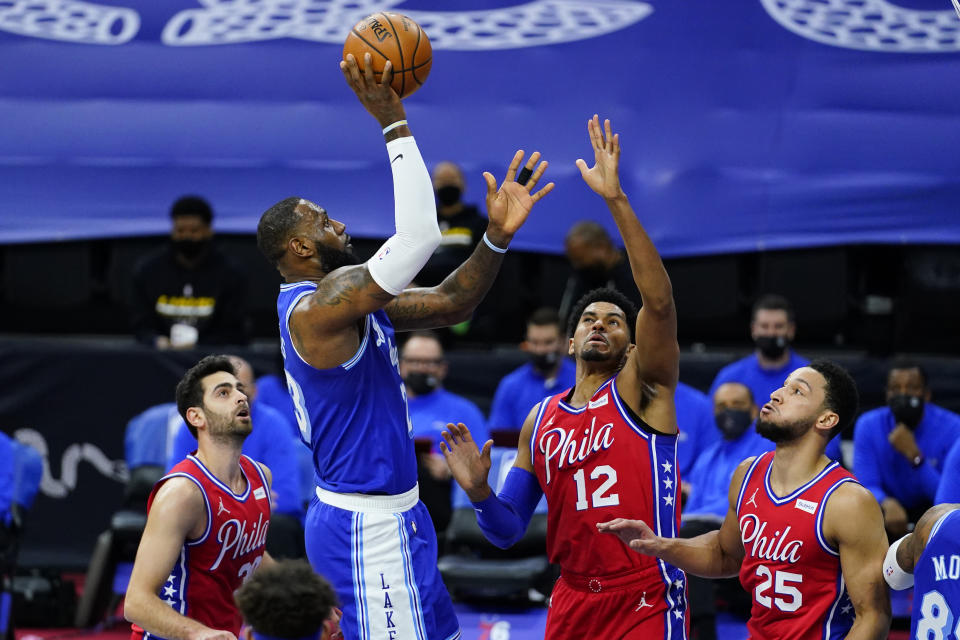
top-left (14, 428), bottom-right (128, 499)
top-left (1, 0), bottom-right (956, 52)
top-left (760, 0), bottom-right (960, 52)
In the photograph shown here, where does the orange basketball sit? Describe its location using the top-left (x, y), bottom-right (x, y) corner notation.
top-left (343, 12), bottom-right (432, 99)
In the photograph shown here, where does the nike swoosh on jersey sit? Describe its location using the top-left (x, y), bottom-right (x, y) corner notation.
top-left (391, 154), bottom-right (404, 163)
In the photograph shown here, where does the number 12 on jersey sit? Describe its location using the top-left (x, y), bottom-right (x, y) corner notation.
top-left (573, 465), bottom-right (620, 511)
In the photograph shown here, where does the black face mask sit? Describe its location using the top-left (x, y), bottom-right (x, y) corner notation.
top-left (889, 394), bottom-right (924, 429)
top-left (530, 351), bottom-right (559, 373)
top-left (403, 372), bottom-right (439, 396)
top-left (715, 409), bottom-right (753, 440)
top-left (576, 264), bottom-right (609, 284)
top-left (173, 238), bottom-right (210, 260)
top-left (755, 335), bottom-right (789, 360)
top-left (436, 185), bottom-right (462, 207)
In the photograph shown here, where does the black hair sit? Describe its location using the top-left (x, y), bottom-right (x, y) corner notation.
top-left (527, 307), bottom-right (562, 331)
top-left (234, 559), bottom-right (338, 638)
top-left (887, 358), bottom-right (928, 388)
top-left (175, 355), bottom-right (236, 439)
top-left (808, 359), bottom-right (859, 438)
top-left (170, 196), bottom-right (213, 226)
top-left (567, 287), bottom-right (638, 341)
top-left (565, 220), bottom-right (613, 247)
top-left (752, 294), bottom-right (795, 323)
top-left (257, 196), bottom-right (305, 266)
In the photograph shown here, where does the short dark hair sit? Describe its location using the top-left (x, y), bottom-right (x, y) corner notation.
top-left (752, 294), bottom-right (795, 323)
top-left (808, 359), bottom-right (859, 438)
top-left (170, 196), bottom-right (213, 226)
top-left (175, 355), bottom-right (236, 438)
top-left (565, 220), bottom-right (612, 247)
top-left (567, 287), bottom-right (638, 341)
top-left (887, 358), bottom-right (928, 388)
top-left (527, 307), bottom-right (562, 331)
top-left (234, 559), bottom-right (338, 638)
top-left (258, 197), bottom-right (304, 266)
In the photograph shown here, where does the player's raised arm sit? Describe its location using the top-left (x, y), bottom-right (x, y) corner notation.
top-left (822, 483), bottom-right (891, 639)
top-left (385, 151), bottom-right (554, 331)
top-left (125, 479), bottom-right (233, 640)
top-left (576, 115), bottom-right (679, 395)
top-left (597, 456), bottom-right (750, 578)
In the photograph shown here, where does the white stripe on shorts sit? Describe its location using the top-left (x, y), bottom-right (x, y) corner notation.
top-left (353, 510), bottom-right (428, 640)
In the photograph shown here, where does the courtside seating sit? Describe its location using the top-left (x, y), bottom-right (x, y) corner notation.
top-left (438, 447), bottom-right (555, 602)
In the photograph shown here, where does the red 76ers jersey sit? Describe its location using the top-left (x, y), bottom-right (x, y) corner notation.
top-left (737, 451), bottom-right (858, 640)
top-left (131, 454), bottom-right (272, 640)
top-left (531, 377), bottom-right (683, 588)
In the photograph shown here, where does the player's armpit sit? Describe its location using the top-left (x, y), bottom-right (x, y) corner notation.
top-left (825, 482), bottom-right (892, 640)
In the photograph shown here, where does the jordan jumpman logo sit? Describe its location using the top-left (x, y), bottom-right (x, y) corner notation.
top-left (746, 488), bottom-right (759, 509)
top-left (218, 497), bottom-right (230, 516)
top-left (635, 592), bottom-right (653, 611)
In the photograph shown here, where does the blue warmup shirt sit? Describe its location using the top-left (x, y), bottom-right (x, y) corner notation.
top-left (409, 388), bottom-right (488, 452)
top-left (278, 281), bottom-right (416, 495)
top-left (709, 351), bottom-right (810, 408)
top-left (675, 381), bottom-right (718, 477)
top-left (911, 509), bottom-right (960, 640)
top-left (488, 358), bottom-right (576, 431)
top-left (683, 424), bottom-right (775, 520)
top-left (937, 440), bottom-right (960, 504)
top-left (853, 403), bottom-right (960, 508)
top-left (166, 401), bottom-right (304, 518)
top-left (0, 431), bottom-right (14, 526)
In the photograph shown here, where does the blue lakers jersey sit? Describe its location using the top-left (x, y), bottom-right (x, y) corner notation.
top-left (277, 281), bottom-right (417, 494)
top-left (913, 509), bottom-right (960, 640)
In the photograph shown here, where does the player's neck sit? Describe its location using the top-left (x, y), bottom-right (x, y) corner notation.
top-left (195, 443), bottom-right (246, 494)
top-left (568, 368), bottom-right (616, 406)
top-left (769, 441), bottom-right (831, 497)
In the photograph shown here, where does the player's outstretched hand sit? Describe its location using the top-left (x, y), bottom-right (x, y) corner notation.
top-left (340, 52), bottom-right (406, 129)
top-left (439, 422), bottom-right (494, 501)
top-left (597, 518), bottom-right (664, 557)
top-left (483, 150), bottom-right (554, 248)
top-left (576, 115), bottom-right (625, 200)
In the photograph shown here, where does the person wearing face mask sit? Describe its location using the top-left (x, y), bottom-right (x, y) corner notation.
top-left (678, 382), bottom-right (774, 640)
top-left (129, 195), bottom-right (248, 348)
top-left (708, 295), bottom-right (842, 463)
top-left (413, 161), bottom-right (489, 288)
top-left (399, 331), bottom-right (487, 535)
top-left (488, 307), bottom-right (577, 434)
top-left (854, 360), bottom-right (960, 538)
top-left (557, 220), bottom-right (643, 323)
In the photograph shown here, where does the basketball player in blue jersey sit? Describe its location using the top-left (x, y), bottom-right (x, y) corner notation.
top-left (255, 54), bottom-right (554, 640)
top-left (884, 503), bottom-right (960, 640)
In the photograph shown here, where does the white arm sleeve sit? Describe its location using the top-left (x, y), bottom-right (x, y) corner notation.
top-left (883, 534), bottom-right (914, 590)
top-left (366, 136), bottom-right (442, 296)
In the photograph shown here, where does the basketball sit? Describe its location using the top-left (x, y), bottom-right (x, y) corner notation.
top-left (343, 12), bottom-right (432, 99)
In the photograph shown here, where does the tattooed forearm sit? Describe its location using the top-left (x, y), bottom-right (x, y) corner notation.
top-left (386, 242), bottom-right (506, 331)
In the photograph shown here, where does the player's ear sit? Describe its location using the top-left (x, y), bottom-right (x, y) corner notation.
top-left (289, 235), bottom-right (314, 258)
top-left (186, 406), bottom-right (205, 430)
top-left (817, 409), bottom-right (838, 432)
top-left (568, 337), bottom-right (575, 356)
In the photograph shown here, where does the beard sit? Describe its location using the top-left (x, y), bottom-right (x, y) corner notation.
top-left (206, 410), bottom-right (252, 444)
top-left (317, 242), bottom-right (360, 273)
top-left (755, 415), bottom-right (810, 444)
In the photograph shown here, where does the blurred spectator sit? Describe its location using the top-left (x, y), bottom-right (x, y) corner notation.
top-left (488, 307), bottom-right (576, 433)
top-left (936, 438), bottom-right (960, 504)
top-left (400, 331), bottom-right (487, 535)
top-left (415, 161), bottom-right (487, 287)
top-left (166, 355), bottom-right (305, 558)
top-left (681, 382), bottom-right (773, 640)
top-left (234, 559), bottom-right (342, 640)
top-left (129, 195), bottom-right (248, 348)
top-left (557, 221), bottom-right (642, 321)
top-left (708, 295), bottom-right (842, 461)
top-left (854, 359), bottom-right (960, 538)
top-left (675, 381), bottom-right (718, 479)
